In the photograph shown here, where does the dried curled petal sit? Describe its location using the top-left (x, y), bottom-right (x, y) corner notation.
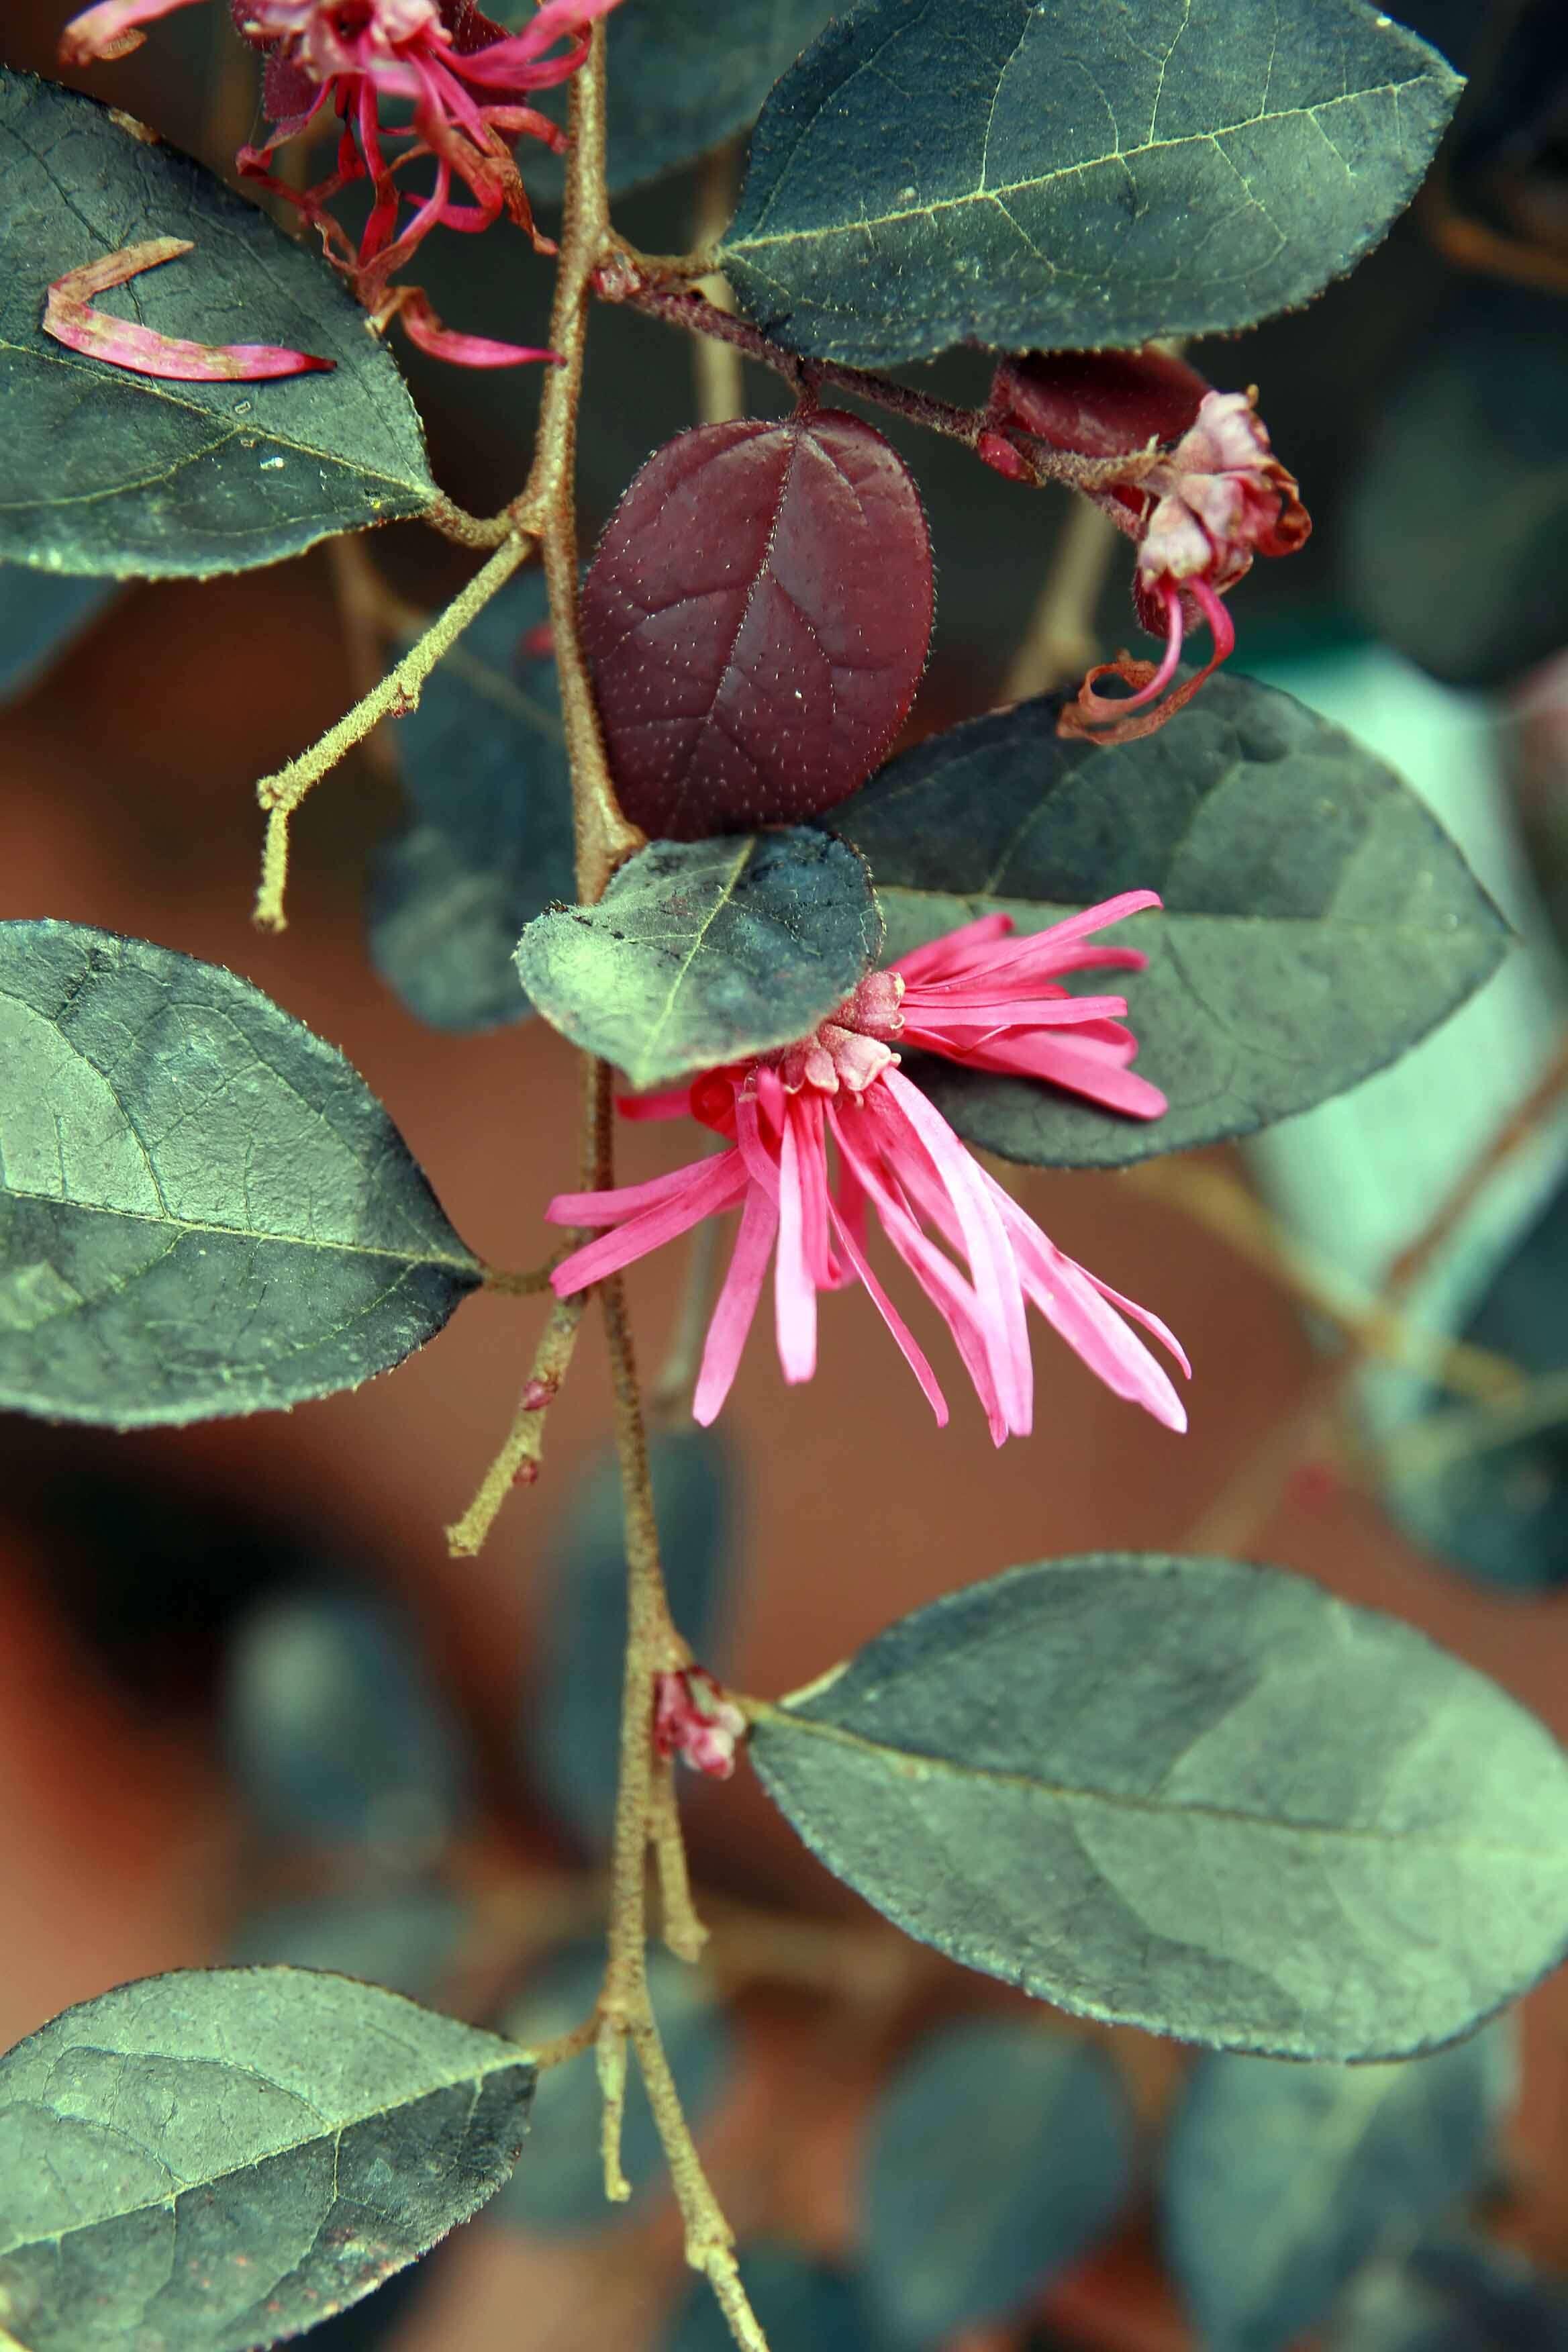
top-left (59, 0), bottom-right (206, 64)
top-left (42, 238), bottom-right (334, 381)
top-left (1057, 579), bottom-right (1236, 746)
top-left (376, 283), bottom-right (561, 367)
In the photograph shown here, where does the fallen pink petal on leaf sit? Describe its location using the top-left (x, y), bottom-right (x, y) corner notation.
top-left (43, 237), bottom-right (334, 381)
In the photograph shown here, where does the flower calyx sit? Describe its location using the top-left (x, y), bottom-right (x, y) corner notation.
top-left (771, 970), bottom-right (906, 1097)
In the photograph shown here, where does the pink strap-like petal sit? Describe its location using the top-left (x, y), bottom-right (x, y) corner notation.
top-left (43, 239), bottom-right (334, 381)
top-left (881, 1070), bottom-right (1032, 1435)
top-left (549, 1154), bottom-right (747, 1292)
top-left (452, 0), bottom-right (622, 81)
top-left (891, 912), bottom-right (1015, 985)
top-left (693, 1186), bottom-right (778, 1426)
top-left (963, 1031), bottom-right (1168, 1118)
top-left (616, 1087), bottom-right (695, 1122)
top-left (59, 0), bottom-right (203, 63)
top-left (773, 1103), bottom-right (818, 1385)
top-left (831, 1100), bottom-right (1017, 1442)
top-left (389, 287), bottom-right (561, 368)
top-left (824, 1186), bottom-right (948, 1427)
top-left (981, 1175), bottom-right (1187, 1430)
top-left (548, 1148), bottom-right (743, 1228)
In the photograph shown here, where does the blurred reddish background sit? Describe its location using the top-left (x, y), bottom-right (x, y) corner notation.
top-left (5, 1), bottom-right (1568, 2344)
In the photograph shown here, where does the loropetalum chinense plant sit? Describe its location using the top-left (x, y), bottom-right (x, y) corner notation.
top-left (5, 3), bottom-right (1568, 2351)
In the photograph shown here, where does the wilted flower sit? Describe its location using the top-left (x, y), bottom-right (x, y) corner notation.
top-left (58, 0), bottom-right (619, 364)
top-left (986, 348), bottom-right (1310, 742)
top-left (546, 897), bottom-right (1188, 1442)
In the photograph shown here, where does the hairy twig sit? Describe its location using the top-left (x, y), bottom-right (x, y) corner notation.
top-left (252, 530), bottom-right (534, 930)
top-left (324, 534), bottom-right (402, 787)
top-left (444, 1292), bottom-right (587, 1557)
top-left (598, 273), bottom-right (1159, 507)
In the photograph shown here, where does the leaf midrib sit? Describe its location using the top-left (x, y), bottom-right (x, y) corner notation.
top-left (728, 74), bottom-right (1436, 256)
top-left (0, 335), bottom-right (432, 509)
top-left (0, 1181), bottom-right (475, 1273)
top-left (756, 1706), bottom-right (1567, 1861)
top-left (0, 2045), bottom-right (529, 2259)
top-left (634, 839), bottom-right (758, 1081)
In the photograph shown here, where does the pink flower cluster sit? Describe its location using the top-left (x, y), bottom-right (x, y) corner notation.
top-left (59, 0), bottom-right (619, 366)
top-left (984, 348), bottom-right (1309, 742)
top-left (654, 1669), bottom-right (746, 1780)
top-left (546, 899), bottom-right (1189, 1443)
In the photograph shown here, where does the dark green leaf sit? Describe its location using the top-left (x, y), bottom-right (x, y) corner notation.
top-left (1346, 284), bottom-right (1568, 691)
top-left (516, 830), bottom-right (882, 1091)
top-left (1383, 1167), bottom-right (1568, 1593)
top-left (520, 0), bottom-right (836, 196)
top-left (230, 1892), bottom-right (471, 2007)
top-left (748, 1554), bottom-right (1568, 2059)
top-left (0, 73), bottom-right (434, 579)
top-left (495, 1944), bottom-right (732, 2234)
top-left (720, 0), bottom-right (1463, 367)
top-left (1161, 2027), bottom-right (1514, 2352)
top-left (0, 921), bottom-right (480, 1426)
top-left (528, 1429), bottom-right (736, 1851)
top-left (837, 673), bottom-right (1509, 1168)
top-left (1328, 2234), bottom-right (1568, 2352)
top-left (0, 1967), bottom-right (534, 2352)
top-left (663, 2246), bottom-right (884, 2352)
top-left (0, 566), bottom-right (115, 699)
top-left (367, 572), bottom-right (575, 1034)
top-left (864, 2019), bottom-right (1134, 2347)
top-left (225, 1592), bottom-right (473, 1851)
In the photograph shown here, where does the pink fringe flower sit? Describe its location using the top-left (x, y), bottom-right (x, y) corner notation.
top-left (58, 0), bottom-right (620, 364)
top-left (546, 895), bottom-right (1189, 1443)
top-left (985, 348), bottom-right (1310, 743)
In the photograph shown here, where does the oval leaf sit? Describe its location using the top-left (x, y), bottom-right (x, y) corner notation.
top-left (1346, 284), bottom-right (1568, 692)
top-left (225, 1591), bottom-right (474, 1851)
top-left (1327, 2233), bottom-right (1568, 2352)
top-left (516, 830), bottom-right (883, 1091)
top-left (367, 573), bottom-right (575, 1033)
top-left (720, 0), bottom-right (1463, 367)
top-left (836, 672), bottom-right (1509, 1167)
top-left (495, 1943), bottom-right (733, 2233)
top-left (865, 2019), bottom-right (1135, 2346)
top-left (663, 2246), bottom-right (883, 2352)
top-left (748, 1555), bottom-right (1568, 2059)
top-left (0, 921), bottom-right (480, 1425)
top-left (0, 72), bottom-right (433, 579)
top-left (581, 413), bottom-right (932, 838)
top-left (1161, 2028), bottom-right (1514, 2352)
top-left (528, 1428), bottom-right (736, 1850)
top-left (0, 1967), bottom-right (534, 2352)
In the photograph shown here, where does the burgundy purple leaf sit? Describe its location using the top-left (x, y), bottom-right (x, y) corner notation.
top-left (581, 408), bottom-right (933, 839)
